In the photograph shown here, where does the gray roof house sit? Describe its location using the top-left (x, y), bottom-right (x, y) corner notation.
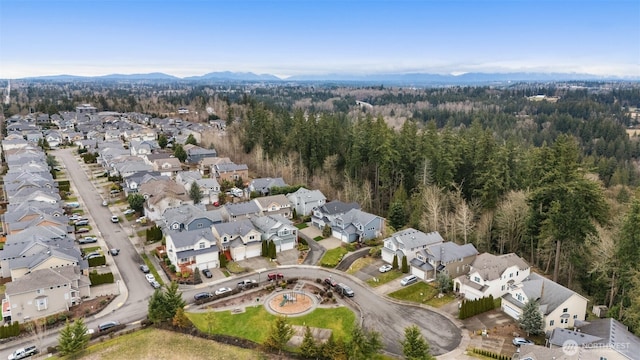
top-left (249, 177), bottom-right (288, 196)
top-left (381, 228), bottom-right (444, 265)
top-left (211, 220), bottom-right (262, 261)
top-left (501, 272), bottom-right (589, 332)
top-left (162, 204), bottom-right (222, 232)
top-left (184, 144), bottom-right (217, 164)
top-left (250, 214), bottom-right (298, 253)
top-left (123, 171), bottom-right (167, 194)
top-left (330, 208), bottom-right (385, 243)
top-left (164, 227), bottom-right (219, 272)
top-left (311, 200), bottom-right (360, 230)
top-left (557, 318), bottom-right (640, 359)
top-left (3, 240), bottom-right (85, 280)
top-left (252, 194), bottom-right (293, 219)
top-left (0, 235), bottom-right (79, 278)
top-left (410, 241), bottom-right (478, 281)
top-left (221, 201), bottom-right (262, 222)
top-left (4, 266), bottom-right (91, 323)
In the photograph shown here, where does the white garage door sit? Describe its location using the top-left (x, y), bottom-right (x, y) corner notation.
top-left (502, 303), bottom-right (521, 320)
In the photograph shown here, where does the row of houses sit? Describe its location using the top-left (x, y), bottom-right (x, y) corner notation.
top-left (0, 141), bottom-right (91, 323)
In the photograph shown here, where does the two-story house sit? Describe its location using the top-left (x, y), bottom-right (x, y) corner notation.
top-left (153, 158), bottom-right (183, 178)
top-left (286, 187), bottom-right (326, 217)
top-left (331, 208), bottom-right (385, 243)
top-left (184, 144), bottom-right (217, 164)
top-left (220, 201), bottom-right (262, 222)
top-left (250, 214), bottom-right (298, 253)
top-left (410, 241), bottom-right (478, 281)
top-left (501, 272), bottom-right (588, 333)
top-left (311, 201), bottom-right (360, 230)
top-left (214, 162), bottom-right (249, 184)
top-left (249, 177), bottom-right (287, 196)
top-left (381, 228), bottom-right (444, 264)
top-left (164, 228), bottom-right (219, 272)
top-left (4, 266), bottom-right (90, 323)
top-left (253, 194), bottom-right (293, 219)
top-left (162, 204), bottom-right (222, 232)
top-left (139, 178), bottom-right (191, 221)
top-left (453, 252), bottom-right (531, 301)
top-left (211, 220), bottom-right (263, 261)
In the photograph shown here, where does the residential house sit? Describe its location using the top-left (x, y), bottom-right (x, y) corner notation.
top-left (184, 144), bottom-right (217, 164)
top-left (2, 240), bottom-right (84, 280)
top-left (4, 266), bottom-right (90, 323)
top-left (176, 171), bottom-right (220, 204)
top-left (129, 139), bottom-right (159, 157)
top-left (152, 157), bottom-right (183, 178)
top-left (221, 201), bottom-right (262, 222)
top-left (501, 272), bottom-right (588, 332)
top-left (139, 178), bottom-right (191, 221)
top-left (311, 201), bottom-right (360, 230)
top-left (8, 214), bottom-right (70, 235)
top-left (253, 194), bottom-right (293, 219)
top-left (453, 252), bottom-right (530, 301)
top-left (214, 162), bottom-right (248, 184)
top-left (250, 215), bottom-right (298, 253)
top-left (330, 208), bottom-right (385, 243)
top-left (410, 241), bottom-right (478, 281)
top-left (381, 228), bottom-right (444, 264)
top-left (111, 158), bottom-right (154, 178)
top-left (43, 130), bottom-right (62, 148)
top-left (199, 156), bottom-right (232, 176)
top-left (164, 228), bottom-right (219, 272)
top-left (122, 171), bottom-right (167, 195)
top-left (249, 177), bottom-right (287, 196)
top-left (162, 204), bottom-right (222, 232)
top-left (211, 220), bottom-right (262, 261)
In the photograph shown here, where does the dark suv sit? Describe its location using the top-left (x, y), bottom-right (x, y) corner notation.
top-left (194, 292), bottom-right (213, 301)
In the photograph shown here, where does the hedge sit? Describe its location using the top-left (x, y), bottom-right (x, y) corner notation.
top-left (89, 271), bottom-right (115, 286)
top-left (459, 295), bottom-right (497, 319)
top-left (470, 348), bottom-right (511, 360)
top-left (57, 180), bottom-right (71, 192)
top-left (0, 321), bottom-right (20, 339)
top-left (88, 256), bottom-right (106, 267)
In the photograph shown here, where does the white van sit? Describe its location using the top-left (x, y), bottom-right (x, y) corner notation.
top-left (400, 274), bottom-right (418, 286)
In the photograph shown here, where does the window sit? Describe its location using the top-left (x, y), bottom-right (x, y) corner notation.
top-left (563, 308), bottom-right (568, 313)
top-left (501, 285), bottom-right (505, 291)
top-left (550, 320), bottom-right (555, 326)
top-left (573, 315), bottom-right (578, 319)
top-left (36, 288), bottom-right (44, 295)
top-left (474, 276), bottom-right (481, 283)
top-left (509, 273), bottom-right (513, 278)
top-left (197, 223), bottom-right (203, 228)
top-left (199, 242), bottom-right (205, 249)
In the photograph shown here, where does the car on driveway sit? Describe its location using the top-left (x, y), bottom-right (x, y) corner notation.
top-left (84, 252), bottom-right (102, 260)
top-left (74, 219), bottom-right (89, 226)
top-left (379, 264), bottom-right (393, 273)
top-left (400, 274), bottom-right (418, 286)
top-left (140, 264), bottom-right (150, 273)
top-left (512, 337), bottom-right (534, 346)
top-left (202, 268), bottom-right (213, 278)
top-left (75, 227), bottom-right (90, 234)
top-left (69, 214), bottom-right (82, 221)
top-left (145, 273), bottom-right (155, 283)
top-left (123, 209), bottom-right (135, 215)
top-left (214, 287), bottom-right (232, 296)
top-left (78, 236), bottom-right (97, 244)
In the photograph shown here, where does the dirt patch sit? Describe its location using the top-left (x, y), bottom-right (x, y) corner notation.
top-left (69, 295), bottom-right (116, 319)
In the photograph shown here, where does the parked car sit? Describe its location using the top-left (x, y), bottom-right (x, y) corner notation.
top-left (102, 200), bottom-right (108, 206)
top-left (336, 283), bottom-right (355, 297)
top-left (75, 227), bottom-right (90, 234)
top-left (111, 215), bottom-right (119, 223)
top-left (74, 219), bottom-right (89, 226)
top-left (150, 280), bottom-right (161, 289)
top-left (123, 209), bottom-right (135, 215)
top-left (267, 272), bottom-right (284, 281)
top-left (109, 248), bottom-right (120, 256)
top-left (145, 273), bottom-right (155, 283)
top-left (400, 274), bottom-right (418, 286)
top-left (98, 320), bottom-right (120, 332)
top-left (139, 264), bottom-right (150, 273)
top-left (109, 189), bottom-right (120, 195)
top-left (194, 292), bottom-right (213, 301)
top-left (65, 202), bottom-right (80, 208)
top-left (324, 278), bottom-right (337, 287)
top-left (202, 268), bottom-right (213, 278)
top-left (78, 236), bottom-right (97, 244)
top-left (237, 279), bottom-right (257, 288)
top-left (8, 345), bottom-right (38, 360)
top-left (512, 337), bottom-right (534, 346)
top-left (69, 214), bottom-right (82, 221)
top-left (136, 216), bottom-right (147, 223)
top-left (214, 287), bottom-right (232, 296)
top-left (84, 252), bottom-right (102, 260)
top-left (379, 264), bottom-right (393, 273)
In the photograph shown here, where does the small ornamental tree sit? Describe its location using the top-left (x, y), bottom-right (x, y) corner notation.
top-left (392, 254), bottom-right (399, 270)
top-left (322, 224), bottom-right (332, 238)
top-left (189, 180), bottom-right (203, 204)
top-left (401, 255), bottom-right (409, 273)
top-left (128, 193), bottom-right (145, 212)
top-left (264, 315), bottom-right (294, 354)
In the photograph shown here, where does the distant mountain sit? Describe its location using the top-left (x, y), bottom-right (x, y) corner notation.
top-left (183, 71), bottom-right (282, 81)
top-left (97, 72), bottom-right (179, 80)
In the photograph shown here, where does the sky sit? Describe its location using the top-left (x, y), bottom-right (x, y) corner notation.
top-left (1, 0), bottom-right (639, 79)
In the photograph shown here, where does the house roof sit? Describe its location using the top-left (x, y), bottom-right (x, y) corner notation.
top-left (385, 228), bottom-right (444, 250)
top-left (317, 200), bottom-right (360, 216)
top-left (166, 227), bottom-right (216, 249)
top-left (410, 258), bottom-right (435, 271)
top-left (424, 242), bottom-right (478, 263)
top-left (548, 327), bottom-right (603, 347)
top-left (250, 214), bottom-right (294, 233)
top-left (575, 317), bottom-right (640, 359)
top-left (253, 194), bottom-right (291, 210)
top-left (250, 177), bottom-right (287, 192)
top-left (175, 245), bottom-right (219, 259)
top-left (215, 162), bottom-right (248, 172)
top-left (470, 253), bottom-right (530, 281)
top-left (5, 266), bottom-right (83, 295)
top-left (337, 208), bottom-right (379, 227)
top-left (139, 179), bottom-right (189, 205)
top-left (507, 273), bottom-right (587, 315)
top-left (286, 187), bottom-right (326, 203)
top-left (224, 201), bottom-right (261, 217)
top-left (212, 219), bottom-right (257, 238)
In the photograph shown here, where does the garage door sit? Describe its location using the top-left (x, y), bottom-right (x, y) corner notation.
top-left (245, 245), bottom-right (261, 259)
top-left (502, 303), bottom-right (521, 320)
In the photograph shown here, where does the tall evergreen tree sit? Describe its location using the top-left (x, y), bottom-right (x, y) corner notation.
top-left (401, 255), bottom-right (409, 273)
top-left (189, 180), bottom-right (203, 204)
top-left (299, 325), bottom-right (318, 359)
top-left (392, 254), bottom-right (399, 270)
top-left (264, 315), bottom-right (294, 354)
top-left (346, 325), bottom-right (383, 360)
top-left (57, 319), bottom-right (90, 356)
top-left (519, 300), bottom-right (544, 336)
top-left (401, 325), bottom-right (435, 360)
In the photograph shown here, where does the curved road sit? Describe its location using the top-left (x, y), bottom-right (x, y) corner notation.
top-left (1, 148), bottom-right (461, 358)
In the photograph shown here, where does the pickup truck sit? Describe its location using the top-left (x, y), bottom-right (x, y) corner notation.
top-left (237, 279), bottom-right (257, 289)
top-left (8, 345), bottom-right (38, 360)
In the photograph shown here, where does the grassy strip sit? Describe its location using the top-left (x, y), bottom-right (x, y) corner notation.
top-left (366, 271), bottom-right (403, 287)
top-left (346, 257), bottom-right (375, 275)
top-left (187, 306), bottom-right (355, 344)
top-left (295, 223), bottom-right (308, 229)
top-left (49, 327), bottom-right (263, 360)
top-left (141, 253), bottom-right (164, 286)
top-left (319, 247), bottom-right (348, 267)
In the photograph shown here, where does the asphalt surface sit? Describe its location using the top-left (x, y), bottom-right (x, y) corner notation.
top-left (300, 230), bottom-right (325, 265)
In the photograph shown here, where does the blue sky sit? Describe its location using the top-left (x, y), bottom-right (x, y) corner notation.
top-left (1, 0), bottom-right (639, 78)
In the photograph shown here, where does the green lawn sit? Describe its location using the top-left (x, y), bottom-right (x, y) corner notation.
top-left (346, 257), bottom-right (375, 275)
top-left (313, 236), bottom-right (324, 241)
top-left (82, 246), bottom-right (101, 253)
top-left (366, 270), bottom-right (403, 287)
top-left (320, 247), bottom-right (348, 267)
top-left (226, 261), bottom-right (245, 274)
top-left (141, 253), bottom-right (164, 286)
top-left (295, 223), bottom-right (308, 229)
top-left (388, 282), bottom-right (439, 304)
top-left (49, 327), bottom-right (263, 360)
top-left (187, 306), bottom-right (356, 344)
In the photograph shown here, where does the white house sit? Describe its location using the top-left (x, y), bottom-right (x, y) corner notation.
top-left (381, 228), bottom-right (444, 264)
top-left (164, 228), bottom-right (219, 272)
top-left (453, 252), bottom-right (530, 301)
top-left (286, 187), bottom-right (326, 216)
top-left (211, 220), bottom-right (263, 261)
top-left (501, 272), bottom-right (588, 333)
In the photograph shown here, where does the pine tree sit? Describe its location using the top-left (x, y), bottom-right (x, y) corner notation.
top-left (401, 325), bottom-right (435, 360)
top-left (346, 325), bottom-right (383, 360)
top-left (189, 180), bottom-right (203, 204)
top-left (57, 319), bottom-right (90, 356)
top-left (148, 281), bottom-right (185, 324)
top-left (262, 240), bottom-right (268, 257)
top-left (392, 254), bottom-right (399, 270)
top-left (264, 315), bottom-right (294, 354)
top-left (299, 325), bottom-right (318, 358)
top-left (519, 299), bottom-right (544, 336)
top-left (269, 240), bottom-right (277, 259)
top-left (401, 255), bottom-right (409, 273)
